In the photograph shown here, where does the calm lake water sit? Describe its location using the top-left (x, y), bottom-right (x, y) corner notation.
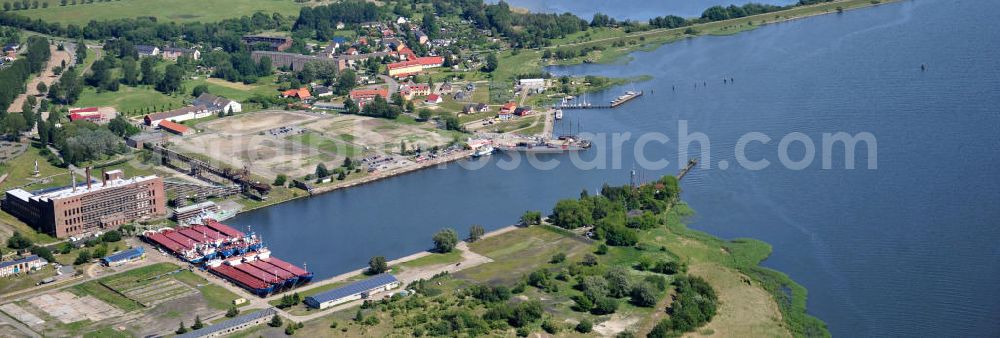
top-left (490, 0), bottom-right (797, 20)
top-left (230, 0), bottom-right (1000, 336)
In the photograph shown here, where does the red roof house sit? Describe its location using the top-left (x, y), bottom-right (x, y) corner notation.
top-left (281, 87), bottom-right (312, 100)
top-left (158, 120), bottom-right (193, 136)
top-left (349, 88), bottom-right (389, 102)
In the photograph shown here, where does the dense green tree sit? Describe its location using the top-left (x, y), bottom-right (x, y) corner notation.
top-left (6, 231), bottom-right (32, 250)
top-left (630, 283), bottom-right (658, 307)
top-left (29, 246), bottom-right (54, 262)
top-left (432, 228), bottom-right (458, 253)
top-left (468, 224), bottom-right (485, 242)
top-left (315, 163), bottom-right (329, 178)
top-left (268, 315), bottom-right (283, 327)
top-left (483, 53), bottom-right (498, 73)
top-left (551, 199), bottom-right (591, 229)
top-left (367, 256), bottom-right (388, 274)
top-left (156, 64), bottom-right (183, 94)
top-left (605, 267), bottom-right (631, 298)
top-left (191, 84), bottom-right (209, 97)
top-left (73, 249), bottom-right (91, 265)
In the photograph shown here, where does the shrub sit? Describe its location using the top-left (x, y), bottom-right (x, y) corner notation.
top-left (542, 320), bottom-right (560, 334)
top-left (575, 319), bottom-right (593, 333)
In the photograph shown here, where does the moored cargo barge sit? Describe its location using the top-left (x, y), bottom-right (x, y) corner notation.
top-left (142, 219), bottom-right (311, 297)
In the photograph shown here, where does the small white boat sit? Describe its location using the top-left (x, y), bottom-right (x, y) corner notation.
top-left (554, 110), bottom-right (563, 120)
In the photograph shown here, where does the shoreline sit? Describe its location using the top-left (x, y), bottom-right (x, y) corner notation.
top-left (543, 0), bottom-right (902, 68)
top-left (236, 149), bottom-right (473, 214)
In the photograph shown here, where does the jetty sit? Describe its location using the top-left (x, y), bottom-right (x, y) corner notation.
top-left (677, 158), bottom-right (699, 181)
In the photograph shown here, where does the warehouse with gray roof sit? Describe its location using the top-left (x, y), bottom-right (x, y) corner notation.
top-left (304, 274), bottom-right (400, 310)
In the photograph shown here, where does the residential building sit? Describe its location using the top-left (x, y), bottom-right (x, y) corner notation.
top-left (500, 102), bottom-right (518, 114)
top-left (2, 43), bottom-right (19, 53)
top-left (425, 94), bottom-right (442, 104)
top-left (144, 106), bottom-right (211, 127)
top-left (281, 87), bottom-right (312, 100)
top-left (416, 31), bottom-right (429, 45)
top-left (2, 171), bottom-right (165, 238)
top-left (313, 85), bottom-right (333, 98)
top-left (241, 35), bottom-right (293, 51)
top-left (68, 107), bottom-right (117, 124)
top-left (498, 111), bottom-right (513, 120)
top-left (304, 274), bottom-right (400, 309)
top-left (349, 87), bottom-right (389, 102)
top-left (399, 83), bottom-right (430, 100)
top-left (176, 308), bottom-right (277, 338)
top-left (136, 45), bottom-right (160, 57)
top-left (0, 255), bottom-right (47, 277)
top-left (193, 93), bottom-right (241, 114)
top-left (387, 56), bottom-right (444, 78)
top-left (158, 120), bottom-right (193, 136)
top-left (161, 47), bottom-right (201, 61)
top-left (514, 106), bottom-right (533, 116)
top-left (101, 247), bottom-right (144, 267)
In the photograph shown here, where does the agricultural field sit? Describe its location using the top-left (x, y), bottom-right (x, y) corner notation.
top-left (14, 0), bottom-right (307, 25)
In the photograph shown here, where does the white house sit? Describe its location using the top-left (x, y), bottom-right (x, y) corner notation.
top-left (193, 93), bottom-right (242, 114)
top-left (144, 106), bottom-right (211, 126)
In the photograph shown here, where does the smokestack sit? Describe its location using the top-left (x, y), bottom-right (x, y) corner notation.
top-left (101, 168), bottom-right (107, 187)
top-left (71, 170), bottom-right (77, 192)
top-left (86, 167), bottom-right (92, 190)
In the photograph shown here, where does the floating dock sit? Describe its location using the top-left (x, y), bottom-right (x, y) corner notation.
top-left (556, 91), bottom-right (643, 109)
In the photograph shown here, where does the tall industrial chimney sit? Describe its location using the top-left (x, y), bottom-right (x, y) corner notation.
top-left (85, 167), bottom-right (92, 189)
top-left (101, 168), bottom-right (107, 187)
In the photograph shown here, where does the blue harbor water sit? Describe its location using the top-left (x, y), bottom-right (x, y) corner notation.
top-left (230, 0), bottom-right (1000, 336)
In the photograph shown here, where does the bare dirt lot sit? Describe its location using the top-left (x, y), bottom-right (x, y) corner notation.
top-left (172, 111), bottom-right (456, 179)
top-left (172, 110), bottom-right (330, 179)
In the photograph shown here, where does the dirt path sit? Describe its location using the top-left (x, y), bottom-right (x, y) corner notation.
top-left (6, 44), bottom-right (72, 114)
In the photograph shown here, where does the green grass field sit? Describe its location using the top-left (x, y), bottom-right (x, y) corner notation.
top-left (74, 85), bottom-right (185, 116)
top-left (187, 76), bottom-right (281, 103)
top-left (16, 0), bottom-right (305, 25)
